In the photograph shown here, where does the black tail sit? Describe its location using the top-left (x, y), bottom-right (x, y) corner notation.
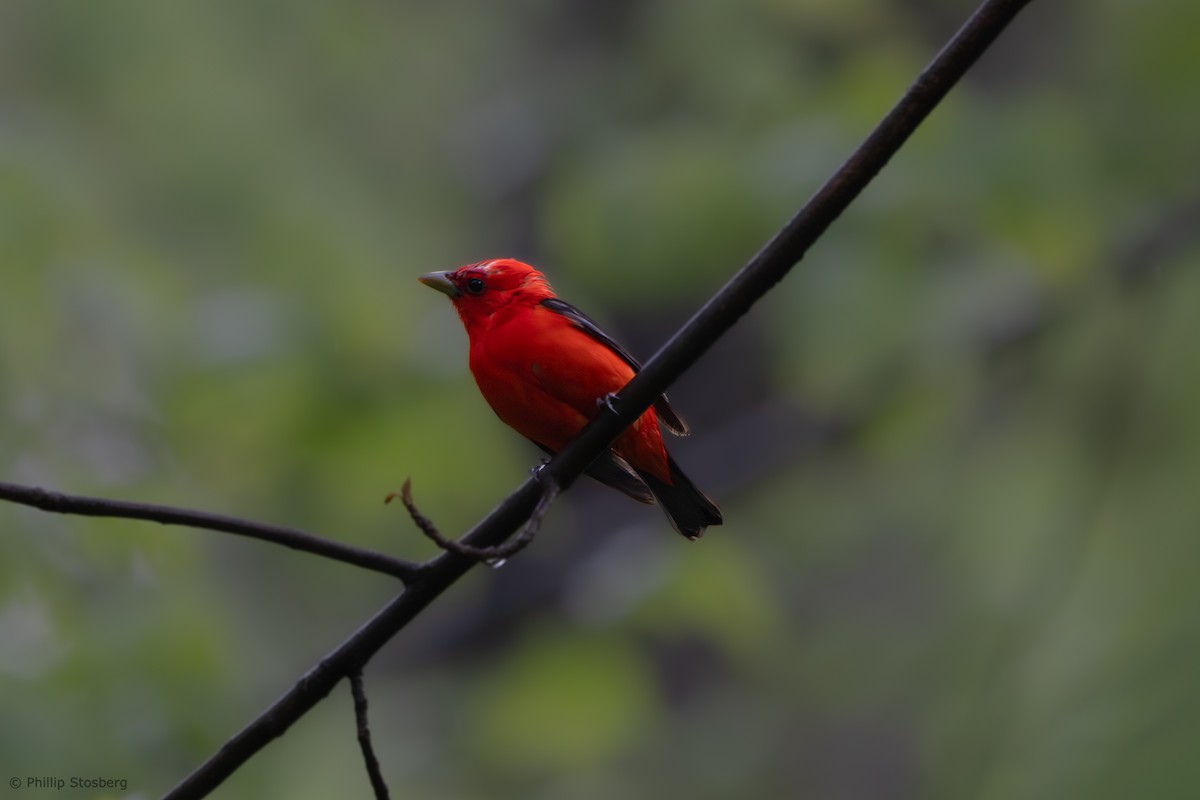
top-left (636, 454), bottom-right (722, 540)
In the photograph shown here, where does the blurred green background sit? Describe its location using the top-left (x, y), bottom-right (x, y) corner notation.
top-left (3, 0), bottom-right (1199, 797)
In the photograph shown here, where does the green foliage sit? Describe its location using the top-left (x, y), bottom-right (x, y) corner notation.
top-left (468, 628), bottom-right (660, 776)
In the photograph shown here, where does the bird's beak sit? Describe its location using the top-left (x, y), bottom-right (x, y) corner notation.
top-left (418, 271), bottom-right (460, 298)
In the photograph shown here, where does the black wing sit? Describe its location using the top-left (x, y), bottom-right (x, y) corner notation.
top-left (540, 297), bottom-right (690, 435)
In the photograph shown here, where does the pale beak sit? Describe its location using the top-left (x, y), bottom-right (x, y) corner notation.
top-left (418, 271), bottom-right (460, 298)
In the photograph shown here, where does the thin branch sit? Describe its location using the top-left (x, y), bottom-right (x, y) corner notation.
top-left (0, 481), bottom-right (422, 584)
top-left (160, 0), bottom-right (1034, 795)
top-left (389, 477), bottom-right (558, 564)
top-left (350, 671), bottom-right (390, 800)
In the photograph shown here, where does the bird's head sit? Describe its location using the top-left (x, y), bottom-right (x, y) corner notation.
top-left (419, 258), bottom-right (554, 319)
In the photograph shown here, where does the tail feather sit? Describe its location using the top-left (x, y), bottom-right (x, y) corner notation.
top-left (536, 444), bottom-right (656, 504)
top-left (636, 454), bottom-right (722, 540)
top-left (585, 452), bottom-right (655, 504)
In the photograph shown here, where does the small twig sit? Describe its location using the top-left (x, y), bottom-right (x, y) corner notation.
top-left (388, 477), bottom-right (559, 564)
top-left (349, 671), bottom-right (390, 800)
top-left (0, 481), bottom-right (422, 584)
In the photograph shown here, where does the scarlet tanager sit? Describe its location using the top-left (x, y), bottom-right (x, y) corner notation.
top-left (419, 258), bottom-right (722, 539)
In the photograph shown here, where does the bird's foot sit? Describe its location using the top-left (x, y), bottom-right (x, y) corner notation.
top-left (597, 392), bottom-right (621, 417)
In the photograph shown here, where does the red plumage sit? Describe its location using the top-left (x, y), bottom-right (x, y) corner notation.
top-left (419, 258), bottom-right (721, 539)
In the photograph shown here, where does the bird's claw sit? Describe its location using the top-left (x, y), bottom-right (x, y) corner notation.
top-left (597, 392), bottom-right (621, 416)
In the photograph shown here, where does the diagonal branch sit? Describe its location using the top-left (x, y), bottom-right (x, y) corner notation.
top-left (162, 1), bottom-right (1035, 796)
top-left (543, 0), bottom-right (1037, 484)
top-left (0, 481), bottom-right (422, 584)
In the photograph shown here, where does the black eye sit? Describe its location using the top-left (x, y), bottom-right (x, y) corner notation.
top-left (465, 277), bottom-right (485, 295)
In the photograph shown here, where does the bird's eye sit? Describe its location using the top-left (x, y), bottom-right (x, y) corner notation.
top-left (465, 277), bottom-right (486, 295)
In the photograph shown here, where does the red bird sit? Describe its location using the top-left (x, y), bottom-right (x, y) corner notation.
top-left (419, 258), bottom-right (722, 539)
